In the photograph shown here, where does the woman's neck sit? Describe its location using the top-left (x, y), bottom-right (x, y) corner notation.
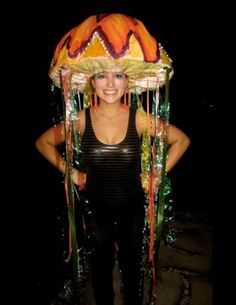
top-left (97, 100), bottom-right (125, 117)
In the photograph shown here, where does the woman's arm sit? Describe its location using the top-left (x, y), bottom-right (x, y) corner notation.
top-left (35, 123), bottom-right (67, 173)
top-left (35, 110), bottom-right (86, 188)
top-left (164, 123), bottom-right (190, 173)
top-left (136, 109), bottom-right (190, 173)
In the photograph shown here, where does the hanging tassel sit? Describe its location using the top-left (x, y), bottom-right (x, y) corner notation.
top-left (60, 68), bottom-right (82, 303)
top-left (93, 91), bottom-right (99, 115)
top-left (122, 91), bottom-right (128, 112)
top-left (128, 90), bottom-right (131, 107)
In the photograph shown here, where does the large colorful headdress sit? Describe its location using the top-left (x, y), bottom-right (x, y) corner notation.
top-left (49, 13), bottom-right (173, 93)
top-left (50, 14), bottom-right (174, 304)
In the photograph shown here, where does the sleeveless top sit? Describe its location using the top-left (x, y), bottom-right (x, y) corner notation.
top-left (81, 108), bottom-right (144, 215)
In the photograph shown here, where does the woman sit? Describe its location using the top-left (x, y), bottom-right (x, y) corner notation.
top-left (36, 67), bottom-right (190, 305)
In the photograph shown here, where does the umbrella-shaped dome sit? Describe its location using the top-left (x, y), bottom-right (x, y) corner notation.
top-left (49, 13), bottom-right (173, 92)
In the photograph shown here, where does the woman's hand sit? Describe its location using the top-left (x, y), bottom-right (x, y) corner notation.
top-left (72, 169), bottom-right (86, 190)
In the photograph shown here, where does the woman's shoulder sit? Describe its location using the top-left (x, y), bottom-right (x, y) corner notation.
top-left (135, 108), bottom-right (164, 136)
top-left (135, 108), bottom-right (150, 125)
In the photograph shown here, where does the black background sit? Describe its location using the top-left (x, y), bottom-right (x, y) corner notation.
top-left (23, 1), bottom-right (216, 304)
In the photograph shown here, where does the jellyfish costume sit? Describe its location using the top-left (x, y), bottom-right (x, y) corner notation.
top-left (49, 13), bottom-right (174, 305)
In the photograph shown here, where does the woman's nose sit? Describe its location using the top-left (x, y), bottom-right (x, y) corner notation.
top-left (106, 75), bottom-right (115, 87)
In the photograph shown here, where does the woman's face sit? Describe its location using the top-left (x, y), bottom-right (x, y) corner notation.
top-left (91, 70), bottom-right (128, 104)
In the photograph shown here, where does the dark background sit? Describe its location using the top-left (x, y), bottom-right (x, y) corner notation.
top-left (24, 1), bottom-right (216, 304)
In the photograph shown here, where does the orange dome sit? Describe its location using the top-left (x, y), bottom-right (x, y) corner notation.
top-left (49, 14), bottom-right (173, 91)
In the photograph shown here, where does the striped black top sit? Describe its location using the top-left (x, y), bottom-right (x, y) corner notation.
top-left (81, 108), bottom-right (144, 214)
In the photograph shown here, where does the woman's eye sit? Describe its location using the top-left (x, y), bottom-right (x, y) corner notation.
top-left (116, 73), bottom-right (124, 79)
top-left (96, 74), bottom-right (105, 79)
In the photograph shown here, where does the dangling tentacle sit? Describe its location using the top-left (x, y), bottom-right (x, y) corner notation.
top-left (60, 68), bottom-right (82, 304)
top-left (122, 91), bottom-right (128, 112)
top-left (143, 69), bottom-right (172, 304)
top-left (83, 92), bottom-right (91, 109)
top-left (128, 90), bottom-right (131, 107)
top-left (152, 67), bottom-right (171, 304)
top-left (155, 68), bottom-right (171, 250)
top-left (93, 91), bottom-right (99, 115)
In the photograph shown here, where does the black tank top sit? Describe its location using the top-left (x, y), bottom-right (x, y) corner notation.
top-left (81, 108), bottom-right (144, 214)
